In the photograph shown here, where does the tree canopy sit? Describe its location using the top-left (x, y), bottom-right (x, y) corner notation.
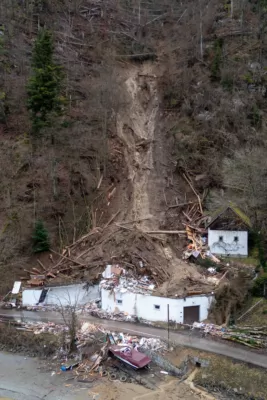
top-left (27, 29), bottom-right (63, 133)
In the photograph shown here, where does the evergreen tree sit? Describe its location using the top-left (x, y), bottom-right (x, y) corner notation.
top-left (27, 29), bottom-right (63, 134)
top-left (32, 220), bottom-right (50, 253)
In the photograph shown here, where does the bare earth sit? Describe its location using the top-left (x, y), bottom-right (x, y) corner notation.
top-left (91, 379), bottom-right (215, 400)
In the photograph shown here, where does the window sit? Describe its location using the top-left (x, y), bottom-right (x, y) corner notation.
top-left (116, 299), bottom-right (123, 305)
top-left (154, 305), bottom-right (160, 310)
top-left (219, 236), bottom-right (223, 242)
top-left (234, 236), bottom-right (239, 242)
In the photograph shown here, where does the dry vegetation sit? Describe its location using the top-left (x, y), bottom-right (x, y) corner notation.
top-left (0, 0), bottom-right (267, 294)
top-left (194, 356), bottom-right (267, 399)
top-left (0, 323), bottom-right (59, 356)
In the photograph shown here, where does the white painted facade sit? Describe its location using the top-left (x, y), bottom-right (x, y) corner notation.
top-left (22, 289), bottom-right (43, 306)
top-left (101, 288), bottom-right (213, 323)
top-left (22, 284), bottom-right (100, 307)
top-left (208, 228), bottom-right (248, 257)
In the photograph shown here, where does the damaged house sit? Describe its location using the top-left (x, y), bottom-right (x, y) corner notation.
top-left (22, 283), bottom-right (100, 307)
top-left (206, 204), bottom-right (251, 257)
top-left (100, 266), bottom-right (214, 324)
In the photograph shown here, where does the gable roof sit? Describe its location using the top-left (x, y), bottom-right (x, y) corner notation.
top-left (206, 202), bottom-right (252, 229)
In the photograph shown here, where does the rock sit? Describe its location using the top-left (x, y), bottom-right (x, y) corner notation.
top-left (248, 62), bottom-right (261, 71)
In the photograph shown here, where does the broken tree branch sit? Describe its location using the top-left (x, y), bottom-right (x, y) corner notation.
top-left (104, 210), bottom-right (120, 229)
top-left (144, 230), bottom-right (186, 234)
top-left (168, 201), bottom-right (197, 209)
top-left (182, 173), bottom-right (203, 214)
top-left (50, 249), bottom-right (86, 267)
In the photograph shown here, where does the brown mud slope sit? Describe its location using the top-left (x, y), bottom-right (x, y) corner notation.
top-left (116, 63), bottom-right (159, 230)
top-left (41, 63), bottom-right (214, 297)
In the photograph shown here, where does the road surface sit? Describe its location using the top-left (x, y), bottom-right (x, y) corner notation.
top-left (1, 309), bottom-right (267, 369)
top-left (0, 352), bottom-right (91, 400)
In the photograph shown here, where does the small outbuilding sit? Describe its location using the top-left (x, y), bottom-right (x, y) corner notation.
top-left (22, 283), bottom-right (100, 307)
top-left (206, 204), bottom-right (251, 257)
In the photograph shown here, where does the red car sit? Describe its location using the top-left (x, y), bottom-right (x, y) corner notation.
top-left (109, 344), bottom-right (151, 369)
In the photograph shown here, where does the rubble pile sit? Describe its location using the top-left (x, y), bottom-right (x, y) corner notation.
top-left (22, 209), bottom-right (216, 297)
top-left (183, 225), bottom-right (220, 264)
top-left (100, 267), bottom-right (155, 295)
top-left (139, 337), bottom-right (167, 352)
top-left (23, 225), bottom-right (175, 287)
top-left (32, 322), bottom-right (68, 335)
top-left (192, 322), bottom-right (267, 349)
top-left (5, 318), bottom-right (167, 353)
top-left (80, 301), bottom-right (138, 322)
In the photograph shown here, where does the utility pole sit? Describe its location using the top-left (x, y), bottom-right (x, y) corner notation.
top-left (167, 304), bottom-right (170, 348)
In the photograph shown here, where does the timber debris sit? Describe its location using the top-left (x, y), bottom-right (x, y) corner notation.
top-left (193, 322), bottom-right (267, 349)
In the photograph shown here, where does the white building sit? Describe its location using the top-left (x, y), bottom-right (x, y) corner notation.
top-left (101, 288), bottom-right (213, 324)
top-left (22, 283), bottom-right (100, 307)
top-left (207, 204), bottom-right (251, 257)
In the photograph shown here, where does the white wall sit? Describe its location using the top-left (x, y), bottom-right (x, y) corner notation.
top-left (46, 284), bottom-right (100, 306)
top-left (208, 229), bottom-right (248, 256)
top-left (22, 289), bottom-right (43, 306)
top-left (101, 289), bottom-right (213, 323)
top-left (22, 284), bottom-right (100, 307)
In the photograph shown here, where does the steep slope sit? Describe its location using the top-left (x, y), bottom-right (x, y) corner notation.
top-left (116, 63), bottom-right (159, 229)
top-left (1, 0), bottom-right (267, 293)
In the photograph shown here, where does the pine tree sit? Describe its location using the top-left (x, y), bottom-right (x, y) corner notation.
top-left (27, 29), bottom-right (63, 134)
top-left (32, 220), bottom-right (50, 253)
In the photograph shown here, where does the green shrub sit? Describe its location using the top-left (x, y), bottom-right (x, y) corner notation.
top-left (252, 273), bottom-right (267, 296)
top-left (211, 38), bottom-right (224, 80)
top-left (221, 76), bottom-right (234, 92)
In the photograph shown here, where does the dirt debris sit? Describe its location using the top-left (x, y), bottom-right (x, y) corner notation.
top-left (24, 223), bottom-right (215, 297)
top-left (21, 63), bottom-right (218, 299)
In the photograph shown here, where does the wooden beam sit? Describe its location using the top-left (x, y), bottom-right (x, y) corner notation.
top-left (144, 230), bottom-right (186, 234)
top-left (168, 201), bottom-right (197, 209)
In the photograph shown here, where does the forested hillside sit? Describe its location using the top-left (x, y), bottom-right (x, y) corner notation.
top-left (0, 0), bottom-right (267, 292)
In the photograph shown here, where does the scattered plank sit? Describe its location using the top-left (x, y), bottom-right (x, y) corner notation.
top-left (37, 259), bottom-right (47, 271)
top-left (144, 230), bottom-right (186, 234)
top-left (104, 210), bottom-right (120, 229)
top-left (168, 201), bottom-right (197, 209)
top-left (97, 175), bottom-right (103, 190)
top-left (50, 249), bottom-right (86, 267)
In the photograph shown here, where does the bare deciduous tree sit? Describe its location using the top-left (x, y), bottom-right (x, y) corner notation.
top-left (53, 287), bottom-right (83, 352)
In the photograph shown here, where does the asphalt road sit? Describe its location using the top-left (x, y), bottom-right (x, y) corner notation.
top-left (0, 352), bottom-right (91, 400)
top-left (1, 309), bottom-right (267, 369)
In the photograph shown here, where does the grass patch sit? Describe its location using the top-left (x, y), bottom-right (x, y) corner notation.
top-left (237, 297), bottom-right (267, 327)
top-left (194, 356), bottom-right (267, 399)
top-left (223, 256), bottom-right (258, 267)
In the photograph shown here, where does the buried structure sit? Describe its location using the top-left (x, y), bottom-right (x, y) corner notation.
top-left (100, 266), bottom-right (214, 324)
top-left (21, 265), bottom-right (214, 324)
top-left (16, 223), bottom-right (219, 324)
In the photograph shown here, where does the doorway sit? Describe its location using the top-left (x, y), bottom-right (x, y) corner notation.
top-left (183, 305), bottom-right (200, 324)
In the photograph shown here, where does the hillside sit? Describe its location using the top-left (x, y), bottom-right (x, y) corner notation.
top-left (0, 0), bottom-right (267, 295)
